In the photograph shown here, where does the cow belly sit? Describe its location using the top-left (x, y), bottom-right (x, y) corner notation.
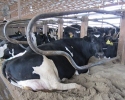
top-left (17, 79), bottom-right (48, 90)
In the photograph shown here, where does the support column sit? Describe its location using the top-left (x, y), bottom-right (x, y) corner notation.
top-left (117, 11), bottom-right (125, 65)
top-left (43, 21), bottom-right (48, 34)
top-left (58, 19), bottom-right (63, 39)
top-left (32, 25), bottom-right (36, 32)
top-left (80, 16), bottom-right (88, 38)
top-left (25, 26), bottom-right (27, 33)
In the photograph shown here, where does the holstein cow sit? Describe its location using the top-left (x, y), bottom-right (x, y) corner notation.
top-left (33, 32), bottom-right (57, 44)
top-left (2, 36), bottom-right (104, 91)
top-left (0, 35), bottom-right (28, 59)
top-left (88, 27), bottom-right (119, 58)
top-left (63, 24), bottom-right (81, 38)
top-left (0, 31), bottom-right (57, 59)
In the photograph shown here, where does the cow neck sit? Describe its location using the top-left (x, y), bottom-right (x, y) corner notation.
top-left (63, 38), bottom-right (92, 60)
top-left (81, 39), bottom-right (93, 60)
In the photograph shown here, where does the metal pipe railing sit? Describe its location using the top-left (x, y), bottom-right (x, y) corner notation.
top-left (3, 19), bottom-right (28, 44)
top-left (26, 9), bottom-right (121, 70)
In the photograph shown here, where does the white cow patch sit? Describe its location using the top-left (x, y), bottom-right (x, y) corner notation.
top-left (65, 47), bottom-right (73, 57)
top-left (9, 49), bottom-right (14, 57)
top-left (75, 70), bottom-right (79, 75)
top-left (103, 48), bottom-right (107, 50)
top-left (0, 44), bottom-right (7, 58)
top-left (94, 35), bottom-right (100, 38)
top-left (49, 33), bottom-right (57, 40)
top-left (11, 80), bottom-right (22, 88)
top-left (7, 50), bottom-right (26, 60)
top-left (47, 38), bottom-right (50, 42)
top-left (75, 31), bottom-right (80, 33)
top-left (32, 33), bottom-right (37, 45)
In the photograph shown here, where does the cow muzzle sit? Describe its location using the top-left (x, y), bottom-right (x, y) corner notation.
top-left (95, 52), bottom-right (104, 59)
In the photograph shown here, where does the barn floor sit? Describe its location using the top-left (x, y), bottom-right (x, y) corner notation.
top-left (0, 57), bottom-right (125, 100)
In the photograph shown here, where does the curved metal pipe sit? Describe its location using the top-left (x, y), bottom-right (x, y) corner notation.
top-left (92, 19), bottom-right (118, 28)
top-left (0, 36), bottom-right (7, 40)
top-left (19, 44), bottom-right (27, 49)
top-left (26, 10), bottom-right (120, 70)
top-left (3, 19), bottom-right (28, 44)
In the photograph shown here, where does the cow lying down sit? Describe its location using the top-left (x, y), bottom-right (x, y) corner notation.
top-left (2, 36), bottom-right (103, 91)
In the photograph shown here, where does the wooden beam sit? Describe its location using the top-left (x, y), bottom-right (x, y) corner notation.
top-left (25, 26), bottom-right (27, 33)
top-left (80, 16), bottom-right (88, 38)
top-left (32, 25), bottom-right (36, 32)
top-left (57, 19), bottom-right (63, 39)
top-left (43, 21), bottom-right (48, 34)
top-left (117, 11), bottom-right (125, 65)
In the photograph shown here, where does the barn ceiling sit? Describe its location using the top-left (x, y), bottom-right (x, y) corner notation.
top-left (0, 0), bottom-right (125, 21)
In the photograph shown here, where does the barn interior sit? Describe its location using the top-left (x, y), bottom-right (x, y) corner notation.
top-left (0, 0), bottom-right (125, 100)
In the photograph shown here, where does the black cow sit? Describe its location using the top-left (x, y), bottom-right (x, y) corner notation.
top-left (34, 32), bottom-right (57, 44)
top-left (2, 36), bottom-right (103, 91)
top-left (63, 24), bottom-right (81, 38)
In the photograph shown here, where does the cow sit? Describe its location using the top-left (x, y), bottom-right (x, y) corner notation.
top-left (33, 32), bottom-right (57, 44)
top-left (0, 35), bottom-right (28, 59)
top-left (63, 24), bottom-right (81, 38)
top-left (87, 26), bottom-right (119, 58)
top-left (2, 35), bottom-right (104, 91)
top-left (0, 30), bottom-right (58, 59)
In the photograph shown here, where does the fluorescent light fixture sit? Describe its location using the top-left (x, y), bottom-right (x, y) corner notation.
top-left (29, 5), bottom-right (33, 12)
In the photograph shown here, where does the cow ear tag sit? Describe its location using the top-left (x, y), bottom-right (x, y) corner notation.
top-left (69, 32), bottom-right (73, 38)
top-left (106, 39), bottom-right (113, 45)
top-left (39, 32), bottom-right (43, 35)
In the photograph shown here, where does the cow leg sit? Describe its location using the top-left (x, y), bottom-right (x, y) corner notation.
top-left (50, 82), bottom-right (82, 91)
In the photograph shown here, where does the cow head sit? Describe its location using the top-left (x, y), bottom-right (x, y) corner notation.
top-left (88, 36), bottom-right (104, 59)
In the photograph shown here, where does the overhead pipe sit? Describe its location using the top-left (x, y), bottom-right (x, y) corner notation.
top-left (56, 16), bottom-right (121, 21)
top-left (91, 19), bottom-right (119, 28)
top-left (26, 10), bottom-right (121, 70)
top-left (38, 17), bottom-right (119, 28)
top-left (3, 19), bottom-right (28, 44)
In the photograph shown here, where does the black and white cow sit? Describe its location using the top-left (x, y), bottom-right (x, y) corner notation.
top-left (63, 24), bottom-right (81, 38)
top-left (87, 27), bottom-right (119, 58)
top-left (2, 36), bottom-right (103, 91)
top-left (0, 31), bottom-right (58, 59)
top-left (0, 35), bottom-right (28, 59)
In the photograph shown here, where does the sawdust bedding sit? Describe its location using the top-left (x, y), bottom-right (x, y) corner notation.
top-left (0, 57), bottom-right (125, 100)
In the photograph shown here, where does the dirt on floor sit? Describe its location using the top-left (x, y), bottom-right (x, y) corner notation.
top-left (0, 57), bottom-right (125, 100)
